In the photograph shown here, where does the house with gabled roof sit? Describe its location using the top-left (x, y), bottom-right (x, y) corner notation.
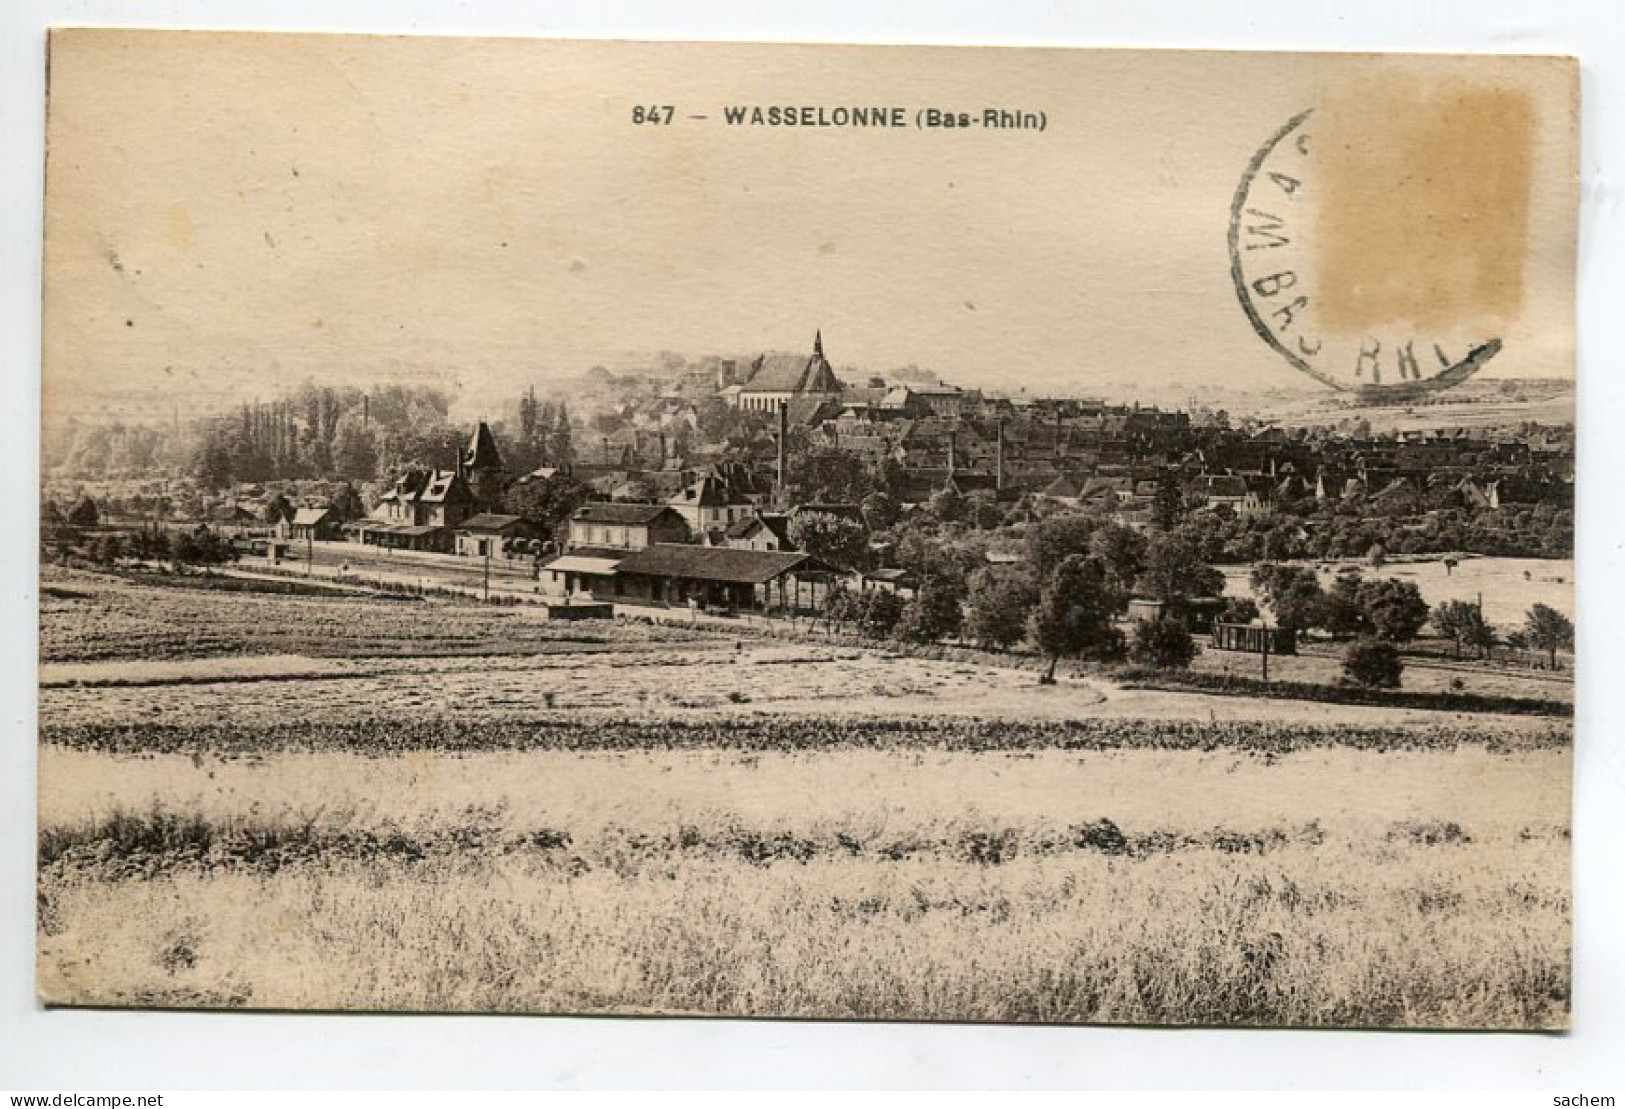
top-left (567, 502), bottom-right (691, 551)
top-left (667, 464), bottom-right (770, 532)
top-left (347, 466), bottom-right (477, 552)
top-left (722, 512), bottom-right (794, 552)
top-left (453, 512), bottom-right (542, 558)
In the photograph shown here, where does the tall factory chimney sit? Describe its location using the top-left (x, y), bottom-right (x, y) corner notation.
top-left (776, 400), bottom-right (789, 507)
top-left (996, 419), bottom-right (1006, 493)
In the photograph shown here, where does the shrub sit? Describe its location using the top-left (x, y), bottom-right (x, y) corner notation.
top-left (1342, 637), bottom-right (1403, 689)
top-left (1130, 617), bottom-right (1198, 669)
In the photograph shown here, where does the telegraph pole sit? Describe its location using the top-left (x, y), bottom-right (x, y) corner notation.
top-left (1260, 617), bottom-right (1270, 682)
top-left (484, 542), bottom-right (492, 602)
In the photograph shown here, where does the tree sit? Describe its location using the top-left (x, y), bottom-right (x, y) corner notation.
top-left (1130, 617), bottom-right (1198, 669)
top-left (549, 403), bottom-right (574, 466)
top-left (331, 418), bottom-right (379, 482)
top-left (89, 533), bottom-right (125, 566)
top-left (1251, 564), bottom-right (1324, 634)
top-left (820, 584), bottom-right (864, 633)
top-left (1523, 603), bottom-right (1574, 668)
top-left (1152, 471), bottom-right (1184, 530)
top-left (1136, 532), bottom-right (1224, 607)
top-left (1025, 512), bottom-right (1097, 579)
top-left (1318, 572), bottom-right (1369, 638)
top-left (192, 430), bottom-right (236, 491)
top-left (857, 590), bottom-right (905, 639)
top-left (170, 526), bottom-right (239, 568)
top-left (927, 486), bottom-right (964, 524)
top-left (1218, 596), bottom-right (1260, 624)
top-left (790, 446), bottom-right (871, 503)
top-left (859, 491), bottom-right (900, 533)
top-left (1342, 638), bottom-right (1403, 688)
top-left (1029, 554), bottom-right (1124, 683)
top-left (66, 496), bottom-right (100, 529)
top-left (962, 490), bottom-right (1004, 530)
top-left (893, 579), bottom-right (965, 645)
top-left (1355, 578), bottom-right (1430, 643)
top-left (1433, 599), bottom-right (1494, 659)
top-left (331, 483), bottom-right (366, 522)
top-left (505, 474), bottom-right (589, 533)
top-left (1089, 522), bottom-right (1148, 598)
top-left (963, 566), bottom-right (1039, 651)
top-left (790, 511), bottom-right (869, 571)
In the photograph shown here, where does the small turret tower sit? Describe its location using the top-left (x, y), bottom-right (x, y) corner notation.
top-left (463, 421), bottom-right (507, 511)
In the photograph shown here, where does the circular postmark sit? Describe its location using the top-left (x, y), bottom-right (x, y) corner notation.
top-left (1228, 109), bottom-right (1502, 400)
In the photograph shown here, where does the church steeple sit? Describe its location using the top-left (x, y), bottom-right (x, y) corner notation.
top-left (813, 330), bottom-right (824, 358)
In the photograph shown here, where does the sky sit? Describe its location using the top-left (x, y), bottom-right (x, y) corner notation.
top-left (41, 32), bottom-right (1578, 422)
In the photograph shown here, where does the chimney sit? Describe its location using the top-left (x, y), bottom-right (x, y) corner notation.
top-left (996, 419), bottom-right (1006, 492)
top-left (776, 400), bottom-right (789, 508)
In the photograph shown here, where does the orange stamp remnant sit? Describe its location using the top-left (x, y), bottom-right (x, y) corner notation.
top-left (1227, 82), bottom-right (1541, 401)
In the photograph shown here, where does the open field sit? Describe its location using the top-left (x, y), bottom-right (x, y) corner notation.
top-left (1220, 555), bottom-right (1573, 629)
top-left (35, 568), bottom-right (1573, 1026)
top-left (39, 567), bottom-right (706, 662)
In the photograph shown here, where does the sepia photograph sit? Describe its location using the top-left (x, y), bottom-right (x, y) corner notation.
top-left (35, 30), bottom-right (1579, 1031)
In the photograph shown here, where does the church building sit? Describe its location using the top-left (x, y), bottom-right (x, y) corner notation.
top-left (730, 331), bottom-right (844, 413)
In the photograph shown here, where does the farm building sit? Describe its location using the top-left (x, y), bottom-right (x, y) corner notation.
top-left (537, 549), bottom-right (624, 599)
top-left (861, 567), bottom-right (920, 598)
top-left (610, 545), bottom-right (841, 612)
top-left (722, 512), bottom-right (793, 552)
top-left (453, 513), bottom-right (540, 558)
top-left (284, 505), bottom-right (342, 542)
top-left (567, 503), bottom-right (691, 551)
top-left (1210, 622), bottom-right (1298, 655)
top-left (1126, 596), bottom-right (1229, 634)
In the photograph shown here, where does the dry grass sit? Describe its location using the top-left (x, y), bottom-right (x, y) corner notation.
top-left (38, 838), bottom-right (1569, 1027)
top-left (35, 567), bottom-right (1573, 1027)
top-left (38, 568), bottom-right (704, 662)
top-left (37, 744), bottom-right (1571, 1027)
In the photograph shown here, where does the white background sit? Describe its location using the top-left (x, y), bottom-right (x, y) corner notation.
top-left (2, 0), bottom-right (1622, 1092)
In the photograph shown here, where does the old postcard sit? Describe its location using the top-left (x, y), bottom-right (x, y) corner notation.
top-left (37, 30), bottom-right (1577, 1028)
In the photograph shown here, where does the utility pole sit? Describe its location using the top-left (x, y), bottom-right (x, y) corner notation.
top-left (306, 529), bottom-right (313, 577)
top-left (1260, 618), bottom-right (1270, 682)
top-left (484, 541), bottom-right (492, 602)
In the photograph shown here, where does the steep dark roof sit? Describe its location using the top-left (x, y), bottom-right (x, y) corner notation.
top-left (671, 474), bottom-right (732, 508)
top-left (741, 333), bottom-right (843, 395)
top-left (614, 544), bottom-right (831, 584)
top-left (420, 470), bottom-right (470, 504)
top-left (464, 422), bottom-right (505, 471)
top-left (573, 502), bottom-right (685, 526)
top-left (724, 512), bottom-right (792, 544)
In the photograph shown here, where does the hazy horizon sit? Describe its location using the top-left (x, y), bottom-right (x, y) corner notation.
top-left (43, 33), bottom-right (1577, 426)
